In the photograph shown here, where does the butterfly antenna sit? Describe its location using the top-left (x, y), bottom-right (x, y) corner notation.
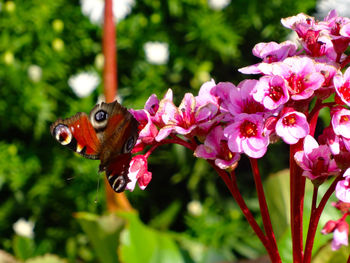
top-left (94, 172), bottom-right (101, 204)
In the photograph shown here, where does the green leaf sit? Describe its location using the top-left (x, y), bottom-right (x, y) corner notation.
top-left (265, 171), bottom-right (340, 262)
top-left (264, 169), bottom-right (291, 240)
top-left (119, 212), bottom-right (184, 263)
top-left (312, 243), bottom-right (350, 263)
top-left (25, 254), bottom-right (67, 263)
top-left (149, 201), bottom-right (182, 230)
top-left (13, 235), bottom-right (35, 260)
top-left (75, 212), bottom-right (125, 263)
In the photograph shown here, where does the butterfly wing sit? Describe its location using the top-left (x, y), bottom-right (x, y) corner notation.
top-left (51, 100), bottom-right (139, 193)
top-left (102, 153), bottom-right (132, 192)
top-left (50, 112), bottom-right (101, 159)
top-left (90, 101), bottom-right (139, 192)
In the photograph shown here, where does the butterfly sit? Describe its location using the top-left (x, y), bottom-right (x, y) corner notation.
top-left (50, 101), bottom-right (139, 193)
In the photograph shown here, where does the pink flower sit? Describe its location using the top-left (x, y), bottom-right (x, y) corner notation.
top-left (227, 80), bottom-right (267, 117)
top-left (156, 94), bottom-right (196, 141)
top-left (210, 82), bottom-right (235, 114)
top-left (254, 57), bottom-right (325, 101)
top-left (294, 135), bottom-right (340, 183)
top-left (333, 201), bottom-right (350, 214)
top-left (195, 79), bottom-right (218, 107)
top-left (340, 22), bottom-right (350, 38)
top-left (126, 155), bottom-right (152, 191)
top-left (315, 62), bottom-right (338, 88)
top-left (145, 89), bottom-right (173, 126)
top-left (130, 109), bottom-right (158, 145)
top-left (145, 94), bottom-right (160, 115)
top-left (253, 75), bottom-right (289, 110)
top-left (331, 107), bottom-right (350, 139)
top-left (281, 13), bottom-right (316, 36)
top-left (239, 41), bottom-right (298, 74)
top-left (281, 12), bottom-right (337, 59)
top-left (335, 168), bottom-right (350, 203)
top-left (332, 221), bottom-right (349, 251)
top-left (224, 113), bottom-right (269, 158)
top-left (275, 111), bottom-right (309, 144)
top-left (194, 126), bottom-right (240, 169)
top-left (318, 126), bottom-right (340, 155)
top-left (321, 214), bottom-right (349, 251)
top-left (281, 57), bottom-right (325, 100)
top-left (253, 41), bottom-right (298, 62)
top-left (155, 92), bottom-right (218, 141)
top-left (334, 67), bottom-right (350, 107)
top-left (303, 30), bottom-right (337, 59)
top-left (321, 220), bottom-right (337, 235)
top-left (320, 10), bottom-right (350, 56)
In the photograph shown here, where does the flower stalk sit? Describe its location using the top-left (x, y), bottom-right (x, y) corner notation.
top-left (249, 158), bottom-right (281, 262)
top-left (102, 0), bottom-right (132, 211)
top-left (117, 9), bottom-right (350, 262)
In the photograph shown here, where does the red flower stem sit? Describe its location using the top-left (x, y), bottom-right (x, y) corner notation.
top-left (101, 0), bottom-right (134, 212)
top-left (103, 0), bottom-right (117, 102)
top-left (340, 55), bottom-right (350, 69)
top-left (303, 175), bottom-right (342, 263)
top-left (336, 53), bottom-right (342, 64)
top-left (206, 160), bottom-right (273, 257)
top-left (308, 101), bottom-right (335, 136)
top-left (302, 186), bottom-right (318, 263)
top-left (308, 99), bottom-right (321, 136)
top-left (144, 137), bottom-right (196, 159)
top-left (290, 141), bottom-right (305, 263)
top-left (167, 136), bottom-right (197, 151)
top-left (249, 158), bottom-right (281, 262)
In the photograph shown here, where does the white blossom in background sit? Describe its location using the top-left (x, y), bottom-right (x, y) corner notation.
top-left (68, 71), bottom-right (100, 98)
top-left (315, 0), bottom-right (350, 19)
top-left (208, 0), bottom-right (231, 10)
top-left (27, 65), bottom-right (42, 82)
top-left (187, 200), bottom-right (203, 216)
top-left (144, 42), bottom-right (169, 65)
top-left (80, 0), bottom-right (135, 25)
top-left (13, 218), bottom-right (34, 238)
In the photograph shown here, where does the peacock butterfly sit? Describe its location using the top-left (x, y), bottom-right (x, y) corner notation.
top-left (50, 101), bottom-right (139, 193)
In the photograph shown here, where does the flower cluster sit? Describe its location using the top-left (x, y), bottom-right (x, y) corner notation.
top-left (124, 10), bottom-right (350, 252)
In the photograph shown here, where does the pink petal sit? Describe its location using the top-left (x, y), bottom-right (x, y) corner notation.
top-left (179, 93), bottom-right (196, 115)
top-left (195, 103), bottom-right (218, 122)
top-left (160, 101), bottom-right (178, 124)
top-left (196, 79), bottom-right (217, 106)
top-left (332, 228), bottom-right (349, 250)
top-left (340, 22), bottom-right (350, 37)
top-left (303, 135), bottom-right (319, 155)
top-left (174, 125), bottom-right (196, 135)
top-left (155, 126), bottom-right (174, 141)
top-left (138, 171), bottom-right (152, 190)
top-left (215, 155), bottom-right (240, 169)
top-left (238, 64), bottom-right (262, 74)
top-left (336, 179), bottom-right (350, 202)
top-left (243, 139), bottom-right (267, 158)
top-left (194, 145), bottom-right (217, 159)
top-left (145, 94), bottom-right (160, 115)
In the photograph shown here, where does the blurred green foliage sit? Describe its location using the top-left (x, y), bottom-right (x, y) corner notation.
top-left (0, 0), bottom-right (318, 262)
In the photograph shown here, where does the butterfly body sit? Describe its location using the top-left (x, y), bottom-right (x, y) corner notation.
top-left (50, 101), bottom-right (139, 192)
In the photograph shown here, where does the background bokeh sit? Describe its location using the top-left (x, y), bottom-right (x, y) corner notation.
top-left (1, 0), bottom-right (340, 262)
